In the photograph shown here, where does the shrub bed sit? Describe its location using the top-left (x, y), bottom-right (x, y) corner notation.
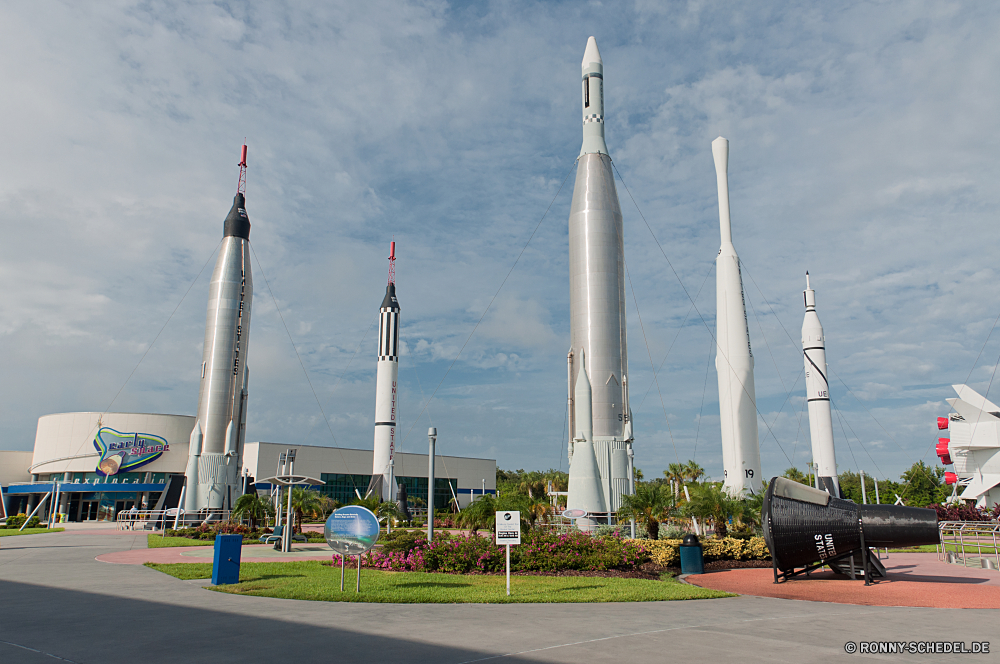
top-left (364, 530), bottom-right (651, 573)
top-left (164, 524), bottom-right (326, 544)
top-left (1, 514), bottom-right (43, 529)
top-left (636, 536), bottom-right (770, 567)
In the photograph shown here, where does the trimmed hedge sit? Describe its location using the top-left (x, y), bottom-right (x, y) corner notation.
top-left (635, 536), bottom-right (770, 567)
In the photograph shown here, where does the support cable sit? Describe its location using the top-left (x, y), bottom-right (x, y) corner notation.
top-left (397, 161), bottom-right (576, 450)
top-left (611, 162), bottom-right (791, 467)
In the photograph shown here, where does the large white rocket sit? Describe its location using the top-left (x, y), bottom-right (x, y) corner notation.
top-left (802, 273), bottom-right (839, 495)
top-left (938, 385), bottom-right (1000, 507)
top-left (185, 145), bottom-right (253, 512)
top-left (368, 242), bottom-right (400, 502)
top-left (566, 37), bottom-right (633, 524)
top-left (712, 137), bottom-right (762, 496)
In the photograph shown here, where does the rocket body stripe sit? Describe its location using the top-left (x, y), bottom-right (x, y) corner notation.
top-left (712, 137), bottom-right (762, 496)
top-left (567, 37), bottom-right (631, 517)
top-left (802, 275), bottom-right (839, 495)
top-left (187, 192), bottom-right (253, 511)
top-left (371, 278), bottom-right (400, 502)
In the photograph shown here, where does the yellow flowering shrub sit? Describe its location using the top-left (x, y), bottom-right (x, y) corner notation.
top-left (631, 536), bottom-right (771, 567)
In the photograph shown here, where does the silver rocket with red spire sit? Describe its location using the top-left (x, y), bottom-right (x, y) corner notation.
top-left (185, 144), bottom-right (253, 512)
top-left (369, 242), bottom-right (400, 502)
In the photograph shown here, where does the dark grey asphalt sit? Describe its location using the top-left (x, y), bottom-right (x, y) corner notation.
top-left (0, 530), bottom-right (994, 663)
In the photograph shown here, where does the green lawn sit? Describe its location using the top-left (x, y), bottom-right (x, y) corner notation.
top-left (0, 528), bottom-right (64, 537)
top-left (885, 545), bottom-right (939, 553)
top-left (144, 561), bottom-right (732, 603)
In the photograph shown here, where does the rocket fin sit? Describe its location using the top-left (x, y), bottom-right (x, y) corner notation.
top-left (953, 385), bottom-right (1000, 415)
top-left (947, 397), bottom-right (1000, 422)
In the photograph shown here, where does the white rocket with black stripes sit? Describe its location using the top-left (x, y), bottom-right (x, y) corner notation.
top-left (802, 273), bottom-right (839, 495)
top-left (370, 244), bottom-right (400, 502)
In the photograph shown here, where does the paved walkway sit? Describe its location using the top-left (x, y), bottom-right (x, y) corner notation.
top-left (1, 531), bottom-right (997, 663)
top-left (98, 542), bottom-right (338, 564)
top-left (687, 553), bottom-right (1000, 609)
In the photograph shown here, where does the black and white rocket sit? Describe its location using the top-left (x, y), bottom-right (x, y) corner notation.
top-left (368, 242), bottom-right (400, 502)
top-left (712, 137), bottom-right (762, 496)
top-left (184, 145), bottom-right (253, 512)
top-left (566, 37), bottom-right (632, 522)
top-left (802, 273), bottom-right (839, 495)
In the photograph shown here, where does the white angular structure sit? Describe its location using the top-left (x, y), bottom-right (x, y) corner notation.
top-left (368, 242), bottom-right (400, 502)
top-left (185, 146), bottom-right (253, 512)
top-left (802, 273), bottom-right (839, 495)
top-left (712, 137), bottom-right (761, 496)
top-left (940, 385), bottom-right (1000, 507)
top-left (566, 37), bottom-right (633, 518)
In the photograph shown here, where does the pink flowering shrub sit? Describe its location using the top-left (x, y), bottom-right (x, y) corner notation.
top-left (363, 530), bottom-right (651, 573)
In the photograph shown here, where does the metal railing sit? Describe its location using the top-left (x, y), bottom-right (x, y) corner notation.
top-left (115, 509), bottom-right (231, 531)
top-left (939, 521), bottom-right (1000, 569)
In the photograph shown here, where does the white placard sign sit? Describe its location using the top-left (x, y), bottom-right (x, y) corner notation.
top-left (495, 511), bottom-right (521, 545)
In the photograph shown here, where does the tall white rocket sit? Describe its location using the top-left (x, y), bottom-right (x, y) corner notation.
top-left (802, 273), bottom-right (839, 495)
top-left (566, 37), bottom-right (632, 519)
top-left (185, 144), bottom-right (253, 512)
top-left (712, 137), bottom-right (762, 496)
top-left (369, 242), bottom-right (400, 502)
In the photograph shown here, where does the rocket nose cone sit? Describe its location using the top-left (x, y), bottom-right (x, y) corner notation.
top-left (223, 193), bottom-right (251, 239)
top-left (712, 137), bottom-right (729, 172)
top-left (582, 36), bottom-right (602, 66)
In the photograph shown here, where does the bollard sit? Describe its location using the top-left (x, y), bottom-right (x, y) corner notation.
top-left (679, 533), bottom-right (704, 575)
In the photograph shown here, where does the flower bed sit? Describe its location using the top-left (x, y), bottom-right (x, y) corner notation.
top-left (636, 536), bottom-right (770, 567)
top-left (364, 530), bottom-right (651, 573)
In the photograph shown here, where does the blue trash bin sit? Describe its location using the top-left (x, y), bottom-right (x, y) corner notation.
top-left (679, 534), bottom-right (704, 575)
top-left (212, 534), bottom-right (243, 585)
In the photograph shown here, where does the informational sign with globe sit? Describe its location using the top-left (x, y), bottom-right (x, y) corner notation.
top-left (324, 506), bottom-right (380, 556)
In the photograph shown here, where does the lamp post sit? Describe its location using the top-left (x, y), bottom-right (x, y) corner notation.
top-left (428, 428), bottom-right (436, 543)
top-left (283, 449), bottom-right (296, 553)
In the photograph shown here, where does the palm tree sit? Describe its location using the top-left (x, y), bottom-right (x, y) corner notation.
top-left (318, 495), bottom-right (341, 519)
top-left (456, 494), bottom-right (497, 534)
top-left (350, 494), bottom-right (403, 524)
top-left (290, 487), bottom-right (323, 531)
top-left (664, 463), bottom-right (686, 500)
top-left (232, 492), bottom-right (275, 531)
top-left (456, 494), bottom-right (530, 534)
top-left (617, 483), bottom-right (675, 540)
top-left (524, 496), bottom-right (551, 529)
top-left (683, 460), bottom-right (706, 484)
top-left (684, 483), bottom-right (741, 538)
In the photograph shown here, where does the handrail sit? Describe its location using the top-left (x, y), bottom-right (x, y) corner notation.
top-left (938, 520), bottom-right (1000, 569)
top-left (115, 509), bottom-right (231, 531)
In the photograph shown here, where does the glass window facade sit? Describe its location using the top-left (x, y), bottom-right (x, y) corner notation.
top-left (318, 473), bottom-right (372, 504)
top-left (315, 473), bottom-right (456, 511)
top-left (396, 476), bottom-right (457, 511)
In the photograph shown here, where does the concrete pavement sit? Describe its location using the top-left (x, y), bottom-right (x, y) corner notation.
top-left (0, 530), bottom-right (995, 663)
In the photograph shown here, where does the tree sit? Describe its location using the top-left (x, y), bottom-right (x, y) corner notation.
top-left (664, 463), bottom-right (686, 499)
top-left (683, 461), bottom-right (706, 484)
top-left (633, 467), bottom-right (644, 481)
top-left (684, 483), bottom-right (742, 538)
top-left (350, 494), bottom-right (403, 524)
top-left (782, 467), bottom-right (809, 485)
top-left (290, 487), bottom-right (323, 531)
top-left (232, 492), bottom-right (274, 531)
top-left (617, 483), bottom-right (675, 540)
top-left (524, 496), bottom-right (551, 529)
top-left (899, 461), bottom-right (948, 507)
top-left (455, 493), bottom-right (530, 534)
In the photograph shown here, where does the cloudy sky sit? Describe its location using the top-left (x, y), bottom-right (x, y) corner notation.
top-left (2, 1), bottom-right (998, 485)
